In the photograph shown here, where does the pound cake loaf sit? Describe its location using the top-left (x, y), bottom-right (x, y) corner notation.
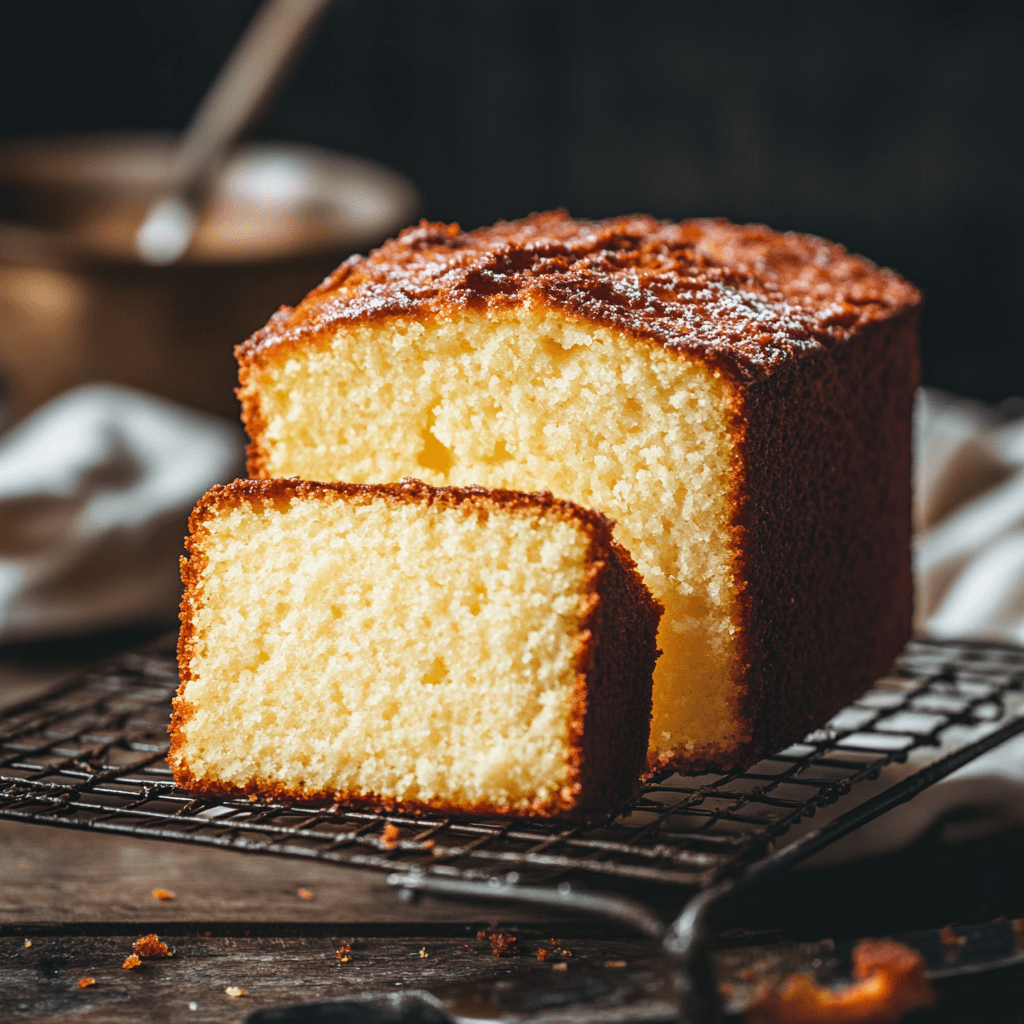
top-left (236, 211), bottom-right (921, 772)
top-left (170, 477), bottom-right (662, 818)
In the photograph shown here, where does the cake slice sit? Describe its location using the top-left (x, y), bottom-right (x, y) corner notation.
top-left (170, 478), bottom-right (661, 818)
top-left (236, 211), bottom-right (921, 772)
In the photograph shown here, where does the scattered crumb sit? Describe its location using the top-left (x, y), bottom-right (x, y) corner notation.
top-left (477, 931), bottom-right (488, 941)
top-left (225, 986), bottom-right (247, 998)
top-left (550, 937), bottom-right (559, 946)
top-left (338, 956), bottom-right (351, 963)
top-left (152, 888), bottom-right (176, 901)
top-left (23, 939), bottom-right (31, 948)
top-left (487, 933), bottom-right (518, 957)
top-left (421, 839), bottom-right (436, 850)
top-left (938, 925), bottom-right (966, 947)
top-left (297, 888), bottom-right (314, 901)
top-left (248, 795), bottom-right (258, 803)
top-left (134, 934), bottom-right (172, 958)
top-left (419, 947), bottom-right (429, 958)
top-left (605, 960), bottom-right (628, 968)
top-left (552, 962), bottom-right (568, 972)
top-left (560, 947), bottom-right (573, 957)
top-left (78, 977), bottom-right (95, 988)
top-left (380, 823), bottom-right (400, 850)
top-left (122, 954), bottom-right (142, 970)
top-left (337, 943), bottom-right (351, 962)
top-left (537, 948), bottom-right (551, 961)
top-left (746, 939), bottom-right (935, 1024)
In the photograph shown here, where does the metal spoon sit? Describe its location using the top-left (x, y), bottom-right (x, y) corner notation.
top-left (135, 0), bottom-right (333, 266)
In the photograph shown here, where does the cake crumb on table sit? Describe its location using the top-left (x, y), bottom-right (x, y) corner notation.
top-left (380, 823), bottom-right (400, 850)
top-left (77, 977), bottom-right (95, 988)
top-left (419, 947), bottom-right (429, 958)
top-left (537, 948), bottom-right (551, 961)
top-left (225, 986), bottom-right (247, 998)
top-left (297, 887), bottom-right (314, 900)
top-left (487, 933), bottom-right (518, 957)
top-left (122, 954), bottom-right (142, 970)
top-left (152, 888), bottom-right (176, 901)
top-left (134, 934), bottom-right (172, 957)
top-left (746, 939), bottom-right (935, 1024)
top-left (23, 939), bottom-right (31, 948)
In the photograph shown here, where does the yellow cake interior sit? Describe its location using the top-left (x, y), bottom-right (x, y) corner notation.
top-left (179, 493), bottom-right (593, 808)
top-left (248, 306), bottom-right (746, 760)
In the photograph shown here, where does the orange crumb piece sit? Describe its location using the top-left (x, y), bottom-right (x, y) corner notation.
top-left (249, 794), bottom-right (259, 802)
top-left (421, 840), bottom-right (436, 850)
top-left (746, 939), bottom-right (936, 1024)
top-left (477, 931), bottom-right (488, 941)
top-left (133, 934), bottom-right (172, 958)
top-left (938, 925), bottom-right (966, 947)
top-left (419, 947), bottom-right (429, 958)
top-left (380, 823), bottom-right (400, 850)
top-left (225, 986), bottom-right (246, 998)
top-left (23, 939), bottom-right (32, 948)
top-left (78, 977), bottom-right (95, 988)
top-left (488, 933), bottom-right (518, 957)
top-left (152, 888), bottom-right (176, 901)
top-left (297, 888), bottom-right (314, 901)
top-left (122, 954), bottom-right (141, 970)
top-left (537, 948), bottom-right (551, 961)
top-left (336, 942), bottom-right (351, 957)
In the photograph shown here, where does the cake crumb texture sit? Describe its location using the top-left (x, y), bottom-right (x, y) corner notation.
top-left (171, 478), bottom-right (660, 817)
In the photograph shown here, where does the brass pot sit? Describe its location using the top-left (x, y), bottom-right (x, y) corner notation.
top-left (0, 133), bottom-right (420, 421)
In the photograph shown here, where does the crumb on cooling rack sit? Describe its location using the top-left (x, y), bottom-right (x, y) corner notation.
top-left (78, 977), bottom-right (95, 988)
top-left (225, 986), bottom-right (247, 998)
top-left (134, 934), bottom-right (172, 957)
top-left (421, 839), bottom-right (436, 850)
top-left (122, 954), bottom-right (141, 970)
top-left (745, 939), bottom-right (935, 1024)
top-left (297, 887), bottom-right (314, 900)
top-left (152, 888), bottom-right (176, 901)
top-left (380, 823), bottom-right (400, 850)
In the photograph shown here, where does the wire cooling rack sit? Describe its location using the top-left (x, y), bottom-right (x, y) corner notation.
top-left (1, 634), bottom-right (1022, 904)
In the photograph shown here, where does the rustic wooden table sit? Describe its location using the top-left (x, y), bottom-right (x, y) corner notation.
top-left (2, 631), bottom-right (1023, 1023)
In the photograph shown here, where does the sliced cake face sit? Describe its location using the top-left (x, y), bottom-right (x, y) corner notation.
top-left (244, 307), bottom-right (747, 763)
top-left (172, 481), bottom-right (655, 816)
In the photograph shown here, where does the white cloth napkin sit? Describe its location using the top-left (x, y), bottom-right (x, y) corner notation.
top-left (0, 384), bottom-right (244, 644)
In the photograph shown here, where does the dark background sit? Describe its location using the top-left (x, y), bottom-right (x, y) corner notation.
top-left (2, 0), bottom-right (1022, 401)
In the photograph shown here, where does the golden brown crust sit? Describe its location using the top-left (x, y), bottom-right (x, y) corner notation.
top-left (170, 477), bottom-right (662, 821)
top-left (236, 210), bottom-right (920, 383)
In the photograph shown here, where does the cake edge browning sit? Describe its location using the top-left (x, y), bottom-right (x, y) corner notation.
top-left (170, 477), bottom-right (662, 821)
top-left (695, 306), bottom-right (920, 773)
